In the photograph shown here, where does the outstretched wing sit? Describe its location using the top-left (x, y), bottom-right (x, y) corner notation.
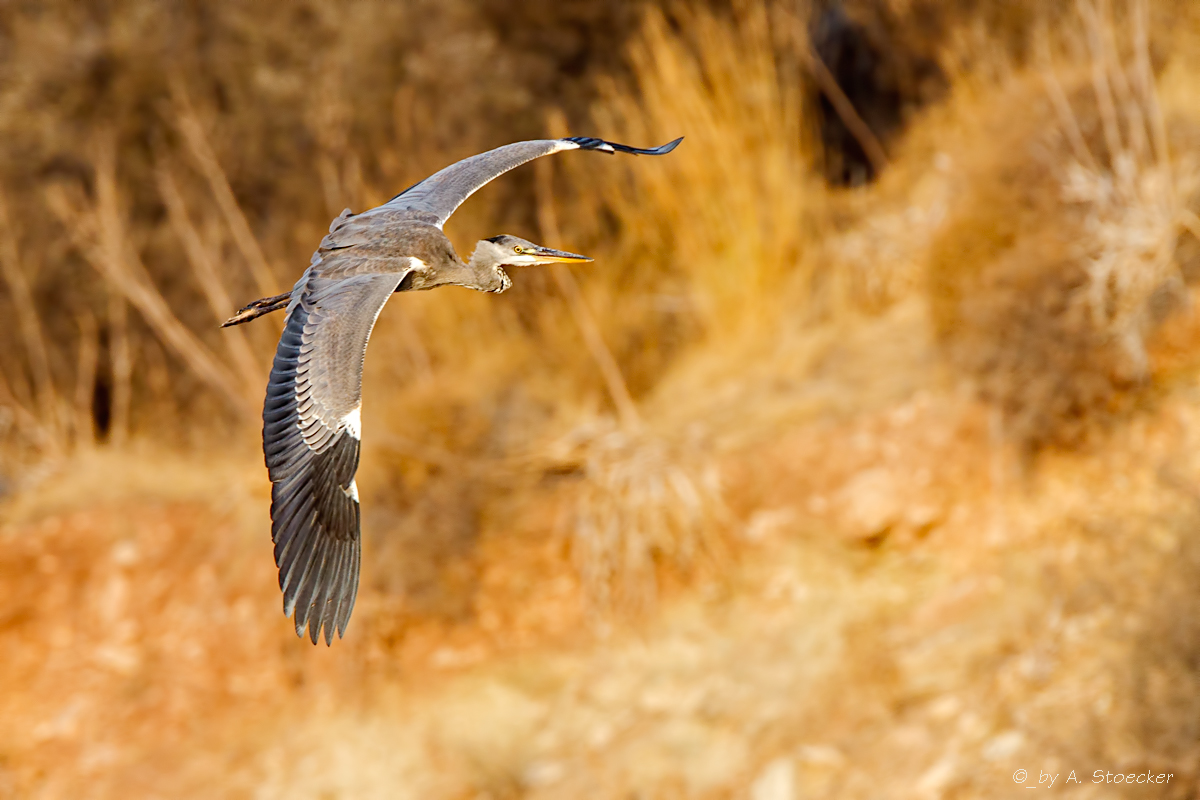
top-left (376, 136), bottom-right (683, 228)
top-left (263, 269), bottom-right (407, 644)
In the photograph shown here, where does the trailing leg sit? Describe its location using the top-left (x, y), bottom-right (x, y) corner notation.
top-left (221, 292), bottom-right (292, 327)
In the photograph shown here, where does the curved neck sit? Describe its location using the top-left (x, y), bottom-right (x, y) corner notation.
top-left (403, 241), bottom-right (506, 294)
top-left (466, 241), bottom-right (492, 271)
top-left (464, 241), bottom-right (510, 293)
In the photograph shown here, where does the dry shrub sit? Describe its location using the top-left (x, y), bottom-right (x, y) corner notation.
top-left (1052, 1), bottom-right (1200, 377)
top-left (541, 417), bottom-right (728, 621)
top-left (962, 250), bottom-right (1127, 452)
top-left (929, 0), bottom-right (1200, 453)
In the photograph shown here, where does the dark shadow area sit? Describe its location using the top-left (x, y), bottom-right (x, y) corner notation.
top-left (810, 1), bottom-right (945, 186)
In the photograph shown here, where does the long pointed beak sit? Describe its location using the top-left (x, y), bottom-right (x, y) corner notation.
top-left (529, 246), bottom-right (593, 264)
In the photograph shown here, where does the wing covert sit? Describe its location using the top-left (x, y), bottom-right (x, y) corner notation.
top-left (375, 136), bottom-right (682, 228)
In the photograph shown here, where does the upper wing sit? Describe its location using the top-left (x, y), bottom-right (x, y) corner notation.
top-left (262, 269), bottom-right (408, 644)
top-left (375, 136), bottom-right (683, 228)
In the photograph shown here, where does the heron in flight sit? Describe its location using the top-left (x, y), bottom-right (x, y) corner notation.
top-left (224, 135), bottom-right (682, 644)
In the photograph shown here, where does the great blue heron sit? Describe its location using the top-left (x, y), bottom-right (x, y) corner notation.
top-left (224, 135), bottom-right (682, 644)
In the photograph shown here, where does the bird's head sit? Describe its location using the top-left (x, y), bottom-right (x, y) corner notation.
top-left (468, 235), bottom-right (593, 293)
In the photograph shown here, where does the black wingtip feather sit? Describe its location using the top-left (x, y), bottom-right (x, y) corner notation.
top-left (564, 136), bottom-right (684, 156)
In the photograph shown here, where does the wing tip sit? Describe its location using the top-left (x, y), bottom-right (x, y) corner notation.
top-left (562, 136), bottom-right (684, 156)
top-left (655, 136), bottom-right (685, 154)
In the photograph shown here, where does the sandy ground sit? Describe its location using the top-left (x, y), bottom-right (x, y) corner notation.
top-left (3, 299), bottom-right (1199, 799)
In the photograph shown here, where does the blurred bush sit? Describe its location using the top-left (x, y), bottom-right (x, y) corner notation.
top-left (0, 0), bottom-right (657, 455)
top-left (5, 4), bottom-right (1200, 795)
top-left (2, 0), bottom-right (1199, 609)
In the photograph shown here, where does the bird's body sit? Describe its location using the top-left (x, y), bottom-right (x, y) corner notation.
top-left (226, 135), bottom-right (681, 644)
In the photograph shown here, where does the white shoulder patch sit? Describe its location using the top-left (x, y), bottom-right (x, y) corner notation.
top-left (343, 407), bottom-right (362, 439)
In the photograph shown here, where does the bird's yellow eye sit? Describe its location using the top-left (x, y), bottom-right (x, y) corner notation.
top-left (513, 245), bottom-right (524, 254)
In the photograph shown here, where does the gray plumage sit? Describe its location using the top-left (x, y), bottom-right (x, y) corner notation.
top-left (225, 134), bottom-right (682, 644)
top-left (376, 136), bottom-right (681, 227)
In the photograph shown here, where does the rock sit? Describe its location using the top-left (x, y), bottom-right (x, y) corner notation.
top-left (834, 467), bottom-right (902, 541)
top-left (750, 757), bottom-right (795, 800)
top-left (522, 759), bottom-right (566, 787)
top-left (981, 730), bottom-right (1024, 761)
top-left (744, 508), bottom-right (797, 542)
top-left (916, 755), bottom-right (957, 798)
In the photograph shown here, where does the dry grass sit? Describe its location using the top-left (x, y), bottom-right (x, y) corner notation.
top-left (584, 1), bottom-right (819, 331)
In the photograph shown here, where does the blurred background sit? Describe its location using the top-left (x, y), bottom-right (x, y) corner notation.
top-left (2, 0), bottom-right (1200, 796)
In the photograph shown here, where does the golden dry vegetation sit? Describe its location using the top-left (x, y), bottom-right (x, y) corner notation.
top-left (3, 0), bottom-right (1200, 797)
